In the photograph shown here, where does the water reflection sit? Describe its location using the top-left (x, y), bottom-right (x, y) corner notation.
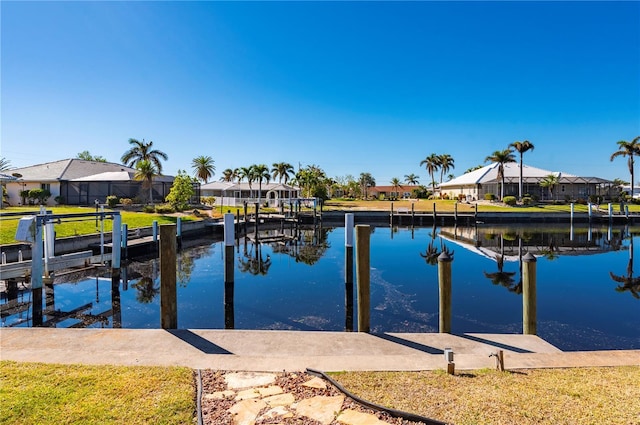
top-left (2, 224), bottom-right (638, 350)
top-left (610, 231), bottom-right (640, 299)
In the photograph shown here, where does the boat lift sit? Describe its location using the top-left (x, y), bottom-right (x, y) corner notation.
top-left (9, 207), bottom-right (122, 289)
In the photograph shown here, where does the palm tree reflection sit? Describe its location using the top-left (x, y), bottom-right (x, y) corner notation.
top-left (483, 234), bottom-right (518, 293)
top-left (238, 242), bottom-right (272, 276)
top-left (420, 226), bottom-right (453, 266)
top-left (610, 235), bottom-right (640, 299)
top-left (132, 277), bottom-right (160, 303)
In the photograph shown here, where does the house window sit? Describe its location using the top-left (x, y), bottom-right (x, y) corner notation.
top-left (41, 183), bottom-right (51, 191)
top-left (562, 185), bottom-right (565, 192)
top-left (234, 191), bottom-right (241, 199)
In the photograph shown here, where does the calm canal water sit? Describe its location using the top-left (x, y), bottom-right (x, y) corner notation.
top-left (2, 224), bottom-right (639, 351)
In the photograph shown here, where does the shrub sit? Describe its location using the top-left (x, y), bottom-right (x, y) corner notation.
top-left (54, 196), bottom-right (65, 205)
top-left (165, 170), bottom-right (194, 211)
top-left (106, 195), bottom-right (118, 208)
top-left (28, 188), bottom-right (51, 204)
top-left (142, 205), bottom-right (155, 213)
top-left (588, 195), bottom-right (601, 204)
top-left (522, 196), bottom-right (534, 205)
top-left (441, 193), bottom-right (450, 200)
top-left (119, 198), bottom-right (133, 206)
top-left (503, 196), bottom-right (517, 206)
top-left (200, 196), bottom-right (216, 206)
top-left (484, 193), bottom-right (496, 201)
top-left (457, 194), bottom-right (467, 201)
top-left (154, 204), bottom-right (175, 214)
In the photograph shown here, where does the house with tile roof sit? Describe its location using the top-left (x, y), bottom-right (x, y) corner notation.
top-left (200, 181), bottom-right (300, 208)
top-left (4, 159), bottom-right (175, 206)
top-left (439, 162), bottom-right (614, 201)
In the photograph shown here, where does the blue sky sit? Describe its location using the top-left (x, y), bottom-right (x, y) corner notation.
top-left (2, 1), bottom-right (639, 184)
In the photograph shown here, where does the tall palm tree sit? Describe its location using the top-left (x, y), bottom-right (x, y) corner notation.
top-left (121, 138), bottom-right (168, 174)
top-left (191, 155), bottom-right (215, 183)
top-left (404, 173), bottom-right (420, 185)
top-left (220, 168), bottom-right (236, 182)
top-left (510, 140), bottom-right (535, 200)
top-left (133, 159), bottom-right (158, 204)
top-left (236, 166), bottom-right (254, 197)
top-left (485, 148), bottom-right (516, 200)
top-left (253, 164), bottom-right (271, 203)
top-left (0, 157), bottom-right (12, 171)
top-left (271, 162), bottom-right (294, 184)
top-left (420, 154), bottom-right (441, 194)
top-left (390, 177), bottom-right (402, 200)
top-left (438, 154), bottom-right (455, 185)
top-left (610, 136), bottom-right (640, 196)
top-left (359, 172), bottom-right (375, 200)
top-left (540, 174), bottom-right (559, 201)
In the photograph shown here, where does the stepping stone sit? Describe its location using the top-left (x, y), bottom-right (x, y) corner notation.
top-left (228, 398), bottom-right (266, 425)
top-left (257, 385), bottom-right (284, 397)
top-left (337, 409), bottom-right (391, 425)
top-left (259, 406), bottom-right (294, 420)
top-left (204, 390), bottom-right (235, 400)
top-left (263, 392), bottom-right (295, 407)
top-left (303, 376), bottom-right (327, 389)
top-left (225, 372), bottom-right (277, 389)
top-left (235, 388), bottom-right (261, 401)
top-left (294, 395), bottom-right (345, 425)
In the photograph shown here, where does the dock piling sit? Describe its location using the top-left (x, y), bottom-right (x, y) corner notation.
top-left (522, 252), bottom-right (537, 335)
top-left (160, 224), bottom-right (177, 329)
top-left (355, 224), bottom-right (371, 333)
top-left (438, 251), bottom-right (453, 333)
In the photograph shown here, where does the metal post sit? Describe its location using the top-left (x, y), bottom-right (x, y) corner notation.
top-left (100, 206), bottom-right (105, 260)
top-left (121, 223), bottom-right (128, 260)
top-left (160, 224), bottom-right (177, 329)
top-left (224, 213), bottom-right (235, 329)
top-left (454, 202), bottom-right (458, 223)
top-left (345, 213), bottom-right (354, 331)
top-left (390, 202), bottom-right (394, 226)
top-left (411, 203), bottom-right (415, 227)
top-left (355, 224), bottom-right (370, 333)
top-left (522, 252), bottom-right (537, 335)
top-left (608, 203), bottom-right (613, 222)
top-left (176, 217), bottom-right (182, 250)
top-left (587, 202), bottom-right (592, 222)
top-left (570, 203), bottom-right (574, 223)
top-left (31, 217), bottom-right (44, 290)
top-left (438, 251), bottom-right (453, 333)
top-left (112, 213), bottom-right (121, 269)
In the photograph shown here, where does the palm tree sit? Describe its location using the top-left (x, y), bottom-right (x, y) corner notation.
top-left (121, 138), bottom-right (168, 174)
top-left (540, 174), bottom-right (559, 201)
top-left (236, 166), bottom-right (254, 197)
top-left (610, 136), bottom-right (640, 196)
top-left (404, 173), bottom-right (419, 186)
top-left (420, 154), bottom-right (441, 195)
top-left (438, 154), bottom-right (455, 185)
top-left (485, 148), bottom-right (516, 200)
top-left (390, 177), bottom-right (402, 200)
top-left (359, 172), bottom-right (375, 200)
top-left (510, 140), bottom-right (535, 200)
top-left (253, 164), bottom-right (271, 203)
top-left (134, 159), bottom-right (158, 203)
top-left (191, 155), bottom-right (215, 183)
top-left (271, 162), bottom-right (294, 184)
top-left (220, 168), bottom-right (236, 182)
top-left (0, 157), bottom-right (11, 171)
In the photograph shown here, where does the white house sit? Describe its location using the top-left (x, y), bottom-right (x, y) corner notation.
top-left (439, 163), bottom-right (613, 201)
top-left (200, 181), bottom-right (300, 208)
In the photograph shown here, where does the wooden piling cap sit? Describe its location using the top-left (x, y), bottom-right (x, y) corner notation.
top-left (523, 252), bottom-right (537, 262)
top-left (438, 251), bottom-right (453, 262)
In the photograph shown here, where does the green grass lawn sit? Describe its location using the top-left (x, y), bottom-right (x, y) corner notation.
top-left (0, 361), bottom-right (195, 425)
top-left (0, 206), bottom-right (198, 245)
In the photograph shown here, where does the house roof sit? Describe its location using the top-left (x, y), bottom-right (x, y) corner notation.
top-left (201, 181), bottom-right (299, 191)
top-left (440, 163), bottom-right (611, 188)
top-left (70, 171), bottom-right (174, 183)
top-left (6, 159), bottom-right (137, 182)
